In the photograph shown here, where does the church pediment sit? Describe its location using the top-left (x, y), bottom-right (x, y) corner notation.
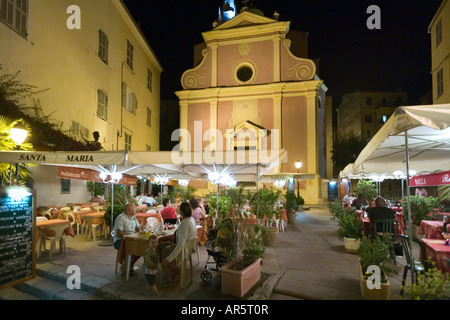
top-left (214, 11), bottom-right (276, 30)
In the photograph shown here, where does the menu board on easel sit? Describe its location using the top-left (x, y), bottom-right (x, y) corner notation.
top-left (0, 186), bottom-right (36, 289)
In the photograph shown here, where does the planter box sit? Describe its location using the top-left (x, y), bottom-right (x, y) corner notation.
top-left (343, 237), bottom-right (360, 254)
top-left (287, 210), bottom-right (296, 224)
top-left (264, 226), bottom-right (278, 247)
top-left (220, 258), bottom-right (262, 298)
top-left (359, 262), bottom-right (390, 300)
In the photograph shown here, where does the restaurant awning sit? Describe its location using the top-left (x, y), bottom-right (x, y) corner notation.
top-left (409, 170), bottom-right (450, 187)
top-left (0, 149), bottom-right (288, 183)
top-left (339, 104), bottom-right (450, 179)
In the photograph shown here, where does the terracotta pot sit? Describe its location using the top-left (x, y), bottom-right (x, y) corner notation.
top-left (359, 261), bottom-right (390, 300)
top-left (343, 237), bottom-right (360, 254)
top-left (220, 258), bottom-right (262, 298)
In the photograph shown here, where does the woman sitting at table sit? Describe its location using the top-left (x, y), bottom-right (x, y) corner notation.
top-left (160, 198), bottom-right (178, 225)
top-left (351, 193), bottom-right (368, 210)
top-left (190, 198), bottom-right (206, 223)
top-left (161, 201), bottom-right (197, 281)
top-left (113, 203), bottom-right (141, 276)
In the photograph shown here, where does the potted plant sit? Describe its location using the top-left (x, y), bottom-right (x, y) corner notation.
top-left (328, 199), bottom-right (351, 220)
top-left (402, 195), bottom-right (442, 238)
top-left (354, 179), bottom-right (378, 200)
top-left (337, 211), bottom-right (363, 254)
top-left (219, 223), bottom-right (267, 298)
top-left (401, 266), bottom-right (450, 300)
top-left (358, 235), bottom-right (392, 300)
top-left (284, 191), bottom-right (297, 224)
top-left (250, 188), bottom-right (280, 247)
top-left (296, 194), bottom-right (305, 211)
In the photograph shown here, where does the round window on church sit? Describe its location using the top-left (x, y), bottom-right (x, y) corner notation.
top-left (235, 62), bottom-right (255, 84)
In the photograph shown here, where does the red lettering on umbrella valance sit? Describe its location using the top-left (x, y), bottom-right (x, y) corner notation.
top-left (57, 167), bottom-right (137, 185)
top-left (409, 170), bottom-right (450, 187)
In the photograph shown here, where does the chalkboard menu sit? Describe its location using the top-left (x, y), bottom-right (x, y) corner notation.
top-left (0, 186), bottom-right (36, 289)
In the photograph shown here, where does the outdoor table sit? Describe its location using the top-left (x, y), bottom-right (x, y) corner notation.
top-left (74, 210), bottom-right (95, 225)
top-left (35, 219), bottom-right (74, 256)
top-left (419, 220), bottom-right (446, 240)
top-left (118, 229), bottom-right (177, 281)
top-left (391, 206), bottom-right (403, 212)
top-left (421, 239), bottom-right (450, 274)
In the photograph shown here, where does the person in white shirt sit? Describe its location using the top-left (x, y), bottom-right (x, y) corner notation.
top-left (145, 194), bottom-right (158, 207)
top-left (114, 203), bottom-right (141, 276)
top-left (135, 193), bottom-right (146, 206)
top-left (162, 201), bottom-right (197, 281)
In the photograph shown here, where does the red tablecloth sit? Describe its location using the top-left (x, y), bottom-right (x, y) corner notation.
top-left (421, 239), bottom-right (450, 274)
top-left (419, 220), bottom-right (446, 240)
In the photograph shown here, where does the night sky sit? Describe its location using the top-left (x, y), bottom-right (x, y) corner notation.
top-left (122, 0), bottom-right (443, 107)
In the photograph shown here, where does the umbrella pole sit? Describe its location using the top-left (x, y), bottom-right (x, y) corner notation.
top-left (405, 130), bottom-right (414, 284)
top-left (98, 182), bottom-right (114, 246)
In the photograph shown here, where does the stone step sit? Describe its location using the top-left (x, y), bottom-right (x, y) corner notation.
top-left (0, 286), bottom-right (41, 300)
top-left (12, 275), bottom-right (103, 300)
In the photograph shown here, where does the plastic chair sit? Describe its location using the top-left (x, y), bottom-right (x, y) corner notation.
top-left (40, 210), bottom-right (52, 220)
top-left (146, 217), bottom-right (160, 230)
top-left (84, 215), bottom-right (105, 242)
top-left (61, 207), bottom-right (71, 212)
top-left (93, 205), bottom-right (104, 212)
top-left (399, 234), bottom-right (425, 297)
top-left (40, 224), bottom-right (68, 260)
top-left (81, 207), bottom-right (91, 211)
top-left (429, 214), bottom-right (447, 221)
top-left (159, 238), bottom-right (197, 289)
top-left (62, 211), bottom-right (79, 235)
top-left (444, 221), bottom-right (449, 232)
top-left (36, 216), bottom-right (48, 222)
top-left (146, 209), bottom-right (157, 213)
top-left (372, 219), bottom-right (399, 265)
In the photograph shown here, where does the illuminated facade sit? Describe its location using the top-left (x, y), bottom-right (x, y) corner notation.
top-left (429, 0), bottom-right (450, 104)
top-left (176, 6), bottom-right (330, 204)
top-left (0, 0), bottom-right (162, 152)
top-left (0, 0), bottom-right (162, 205)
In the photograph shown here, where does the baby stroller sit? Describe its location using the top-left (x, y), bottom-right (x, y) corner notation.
top-left (200, 220), bottom-right (235, 283)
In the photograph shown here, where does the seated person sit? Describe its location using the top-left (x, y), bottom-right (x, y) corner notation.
top-left (190, 198), bottom-right (206, 223)
top-left (367, 197), bottom-right (396, 233)
top-left (145, 194), bottom-right (158, 207)
top-left (161, 202), bottom-right (197, 281)
top-left (351, 193), bottom-right (368, 210)
top-left (113, 203), bottom-right (141, 276)
top-left (160, 198), bottom-right (178, 225)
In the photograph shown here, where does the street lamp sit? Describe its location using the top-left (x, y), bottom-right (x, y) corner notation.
top-left (10, 123), bottom-right (28, 185)
top-left (295, 160), bottom-right (302, 197)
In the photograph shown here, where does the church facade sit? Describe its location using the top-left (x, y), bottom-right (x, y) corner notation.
top-left (175, 5), bottom-right (329, 204)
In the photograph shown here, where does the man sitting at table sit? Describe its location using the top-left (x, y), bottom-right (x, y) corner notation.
top-left (160, 198), bottom-right (178, 224)
top-left (367, 197), bottom-right (396, 234)
top-left (114, 203), bottom-right (141, 276)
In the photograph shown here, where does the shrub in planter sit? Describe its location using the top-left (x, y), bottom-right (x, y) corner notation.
top-left (402, 195), bottom-right (442, 226)
top-left (401, 266), bottom-right (450, 300)
top-left (338, 211), bottom-right (363, 253)
top-left (358, 235), bottom-right (392, 284)
top-left (104, 204), bottom-right (125, 227)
